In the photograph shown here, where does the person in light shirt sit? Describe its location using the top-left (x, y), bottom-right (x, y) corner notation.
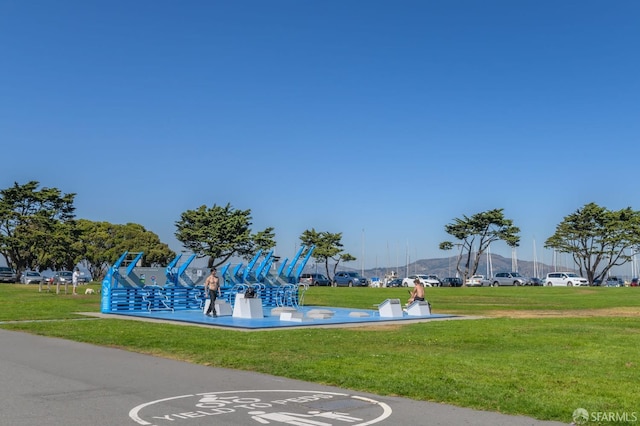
top-left (72, 267), bottom-right (80, 296)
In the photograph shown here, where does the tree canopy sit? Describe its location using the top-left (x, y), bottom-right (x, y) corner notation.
top-left (299, 228), bottom-right (356, 281)
top-left (439, 208), bottom-right (520, 283)
top-left (174, 203), bottom-right (275, 269)
top-left (545, 202), bottom-right (640, 284)
top-left (0, 181), bottom-right (176, 280)
top-left (0, 181), bottom-right (78, 272)
top-left (77, 220), bottom-right (175, 280)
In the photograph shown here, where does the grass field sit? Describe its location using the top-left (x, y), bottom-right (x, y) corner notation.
top-left (1, 283), bottom-right (639, 425)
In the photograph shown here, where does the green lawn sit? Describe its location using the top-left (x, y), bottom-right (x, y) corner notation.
top-left (1, 283), bottom-right (639, 425)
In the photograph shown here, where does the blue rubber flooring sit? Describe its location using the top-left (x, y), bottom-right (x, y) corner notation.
top-left (109, 306), bottom-right (456, 330)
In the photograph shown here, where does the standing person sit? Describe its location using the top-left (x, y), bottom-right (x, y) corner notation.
top-left (72, 267), bottom-right (80, 296)
top-left (408, 277), bottom-right (425, 304)
top-left (205, 268), bottom-right (220, 317)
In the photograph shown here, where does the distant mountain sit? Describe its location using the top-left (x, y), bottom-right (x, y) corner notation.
top-left (358, 253), bottom-right (557, 279)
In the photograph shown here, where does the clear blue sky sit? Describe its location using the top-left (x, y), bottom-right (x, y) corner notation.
top-left (2, 1), bottom-right (639, 270)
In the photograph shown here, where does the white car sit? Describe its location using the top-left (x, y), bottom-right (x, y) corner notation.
top-left (465, 275), bottom-right (485, 287)
top-left (402, 274), bottom-right (440, 287)
top-left (545, 272), bottom-right (588, 287)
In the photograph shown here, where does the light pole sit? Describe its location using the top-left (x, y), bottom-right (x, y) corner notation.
top-left (361, 228), bottom-right (365, 277)
top-left (454, 243), bottom-right (463, 278)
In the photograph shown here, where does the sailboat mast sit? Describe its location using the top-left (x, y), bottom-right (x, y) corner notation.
top-left (533, 238), bottom-right (538, 278)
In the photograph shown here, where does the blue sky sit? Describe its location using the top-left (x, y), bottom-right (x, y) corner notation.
top-left (2, 1), bottom-right (639, 270)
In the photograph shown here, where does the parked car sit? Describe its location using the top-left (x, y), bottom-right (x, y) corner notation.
top-left (386, 278), bottom-right (404, 287)
top-left (333, 271), bottom-right (368, 287)
top-left (631, 278), bottom-right (639, 287)
top-left (299, 273), bottom-right (331, 286)
top-left (427, 275), bottom-right (442, 286)
top-left (0, 266), bottom-right (17, 283)
top-left (51, 271), bottom-right (91, 284)
top-left (78, 271), bottom-right (92, 284)
top-left (51, 270), bottom-right (91, 285)
top-left (490, 272), bottom-right (527, 287)
top-left (440, 277), bottom-right (463, 287)
top-left (604, 277), bottom-right (625, 287)
top-left (52, 271), bottom-right (74, 285)
top-left (545, 272), bottom-right (589, 287)
top-left (402, 274), bottom-right (440, 287)
top-left (369, 277), bottom-right (382, 287)
top-left (526, 277), bottom-right (544, 286)
top-left (20, 271), bottom-right (43, 284)
top-left (465, 275), bottom-right (486, 287)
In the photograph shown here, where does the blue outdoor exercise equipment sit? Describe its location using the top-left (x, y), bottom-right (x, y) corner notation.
top-left (100, 245), bottom-right (316, 314)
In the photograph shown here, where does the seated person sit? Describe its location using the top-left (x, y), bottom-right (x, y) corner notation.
top-left (408, 278), bottom-right (425, 304)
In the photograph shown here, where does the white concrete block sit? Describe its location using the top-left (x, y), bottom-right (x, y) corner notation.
top-left (280, 311), bottom-right (304, 322)
top-left (232, 295), bottom-right (264, 318)
top-left (306, 309), bottom-right (335, 319)
top-left (406, 300), bottom-right (431, 316)
top-left (204, 299), bottom-right (232, 316)
top-left (378, 298), bottom-right (404, 318)
top-left (214, 300), bottom-right (232, 316)
top-left (271, 306), bottom-right (298, 316)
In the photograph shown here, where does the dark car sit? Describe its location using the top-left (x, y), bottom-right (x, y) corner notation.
top-left (299, 273), bottom-right (331, 286)
top-left (527, 277), bottom-right (544, 286)
top-left (386, 278), bottom-right (404, 287)
top-left (0, 266), bottom-right (17, 283)
top-left (440, 277), bottom-right (463, 287)
top-left (631, 278), bottom-right (639, 287)
top-left (605, 277), bottom-right (624, 287)
top-left (333, 271), bottom-right (368, 287)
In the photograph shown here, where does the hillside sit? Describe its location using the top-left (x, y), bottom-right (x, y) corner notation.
top-left (359, 253), bottom-right (556, 279)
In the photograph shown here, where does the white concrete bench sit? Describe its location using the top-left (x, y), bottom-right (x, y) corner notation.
top-left (280, 311), bottom-right (304, 322)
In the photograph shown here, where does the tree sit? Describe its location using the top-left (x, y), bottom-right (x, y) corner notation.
top-left (545, 203), bottom-right (640, 284)
top-left (439, 209), bottom-right (520, 284)
top-left (299, 228), bottom-right (356, 281)
top-left (0, 181), bottom-right (78, 273)
top-left (114, 223), bottom-right (176, 267)
top-left (77, 220), bottom-right (176, 280)
top-left (175, 203), bottom-right (275, 269)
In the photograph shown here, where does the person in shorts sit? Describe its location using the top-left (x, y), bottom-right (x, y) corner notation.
top-left (408, 278), bottom-right (425, 304)
top-left (72, 267), bottom-right (80, 296)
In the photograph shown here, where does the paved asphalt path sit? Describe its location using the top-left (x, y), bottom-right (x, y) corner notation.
top-left (0, 329), bottom-right (568, 426)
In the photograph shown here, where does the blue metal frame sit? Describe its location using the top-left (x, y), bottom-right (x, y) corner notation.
top-left (277, 258), bottom-right (288, 276)
top-left (176, 254), bottom-right (196, 286)
top-left (286, 246), bottom-right (305, 278)
top-left (254, 250), bottom-right (273, 281)
top-left (243, 250), bottom-right (262, 282)
top-left (102, 247), bottom-right (312, 315)
top-left (294, 245), bottom-right (315, 282)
